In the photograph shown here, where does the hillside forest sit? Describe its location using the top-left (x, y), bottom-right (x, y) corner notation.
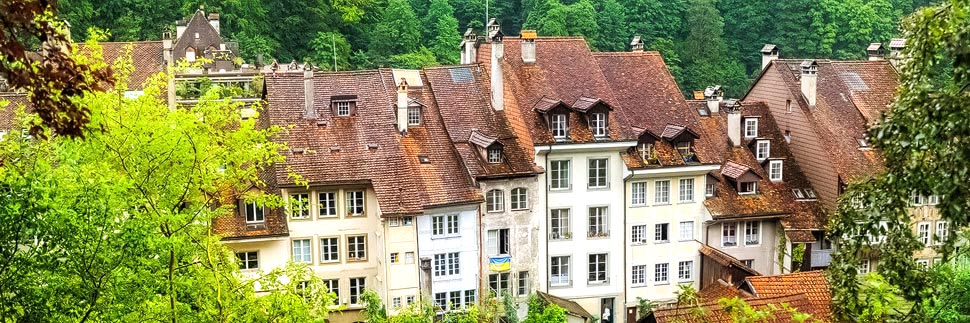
top-left (58, 0), bottom-right (934, 97)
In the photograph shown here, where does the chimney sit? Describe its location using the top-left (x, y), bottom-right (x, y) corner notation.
top-left (800, 60), bottom-right (818, 107)
top-left (630, 35), bottom-right (644, 52)
top-left (208, 13), bottom-right (220, 35)
top-left (760, 44), bottom-right (779, 70)
top-left (704, 85), bottom-right (723, 113)
top-left (460, 28), bottom-right (478, 64)
top-left (163, 32), bottom-right (175, 110)
top-left (521, 30), bottom-right (537, 64)
top-left (889, 38), bottom-right (906, 67)
top-left (488, 18), bottom-right (504, 111)
top-left (176, 20), bottom-right (187, 39)
top-left (725, 100), bottom-right (743, 146)
top-left (397, 78), bottom-right (409, 134)
top-left (303, 64), bottom-right (315, 118)
top-left (867, 43), bottom-right (885, 61)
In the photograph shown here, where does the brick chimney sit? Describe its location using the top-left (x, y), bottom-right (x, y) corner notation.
top-left (867, 43), bottom-right (885, 61)
top-left (630, 35), bottom-right (644, 52)
top-left (521, 30), bottom-right (537, 64)
top-left (303, 63), bottom-right (315, 118)
top-left (725, 100), bottom-right (743, 146)
top-left (760, 44), bottom-right (779, 70)
top-left (800, 60), bottom-right (818, 107)
top-left (397, 78), bottom-right (409, 134)
top-left (208, 13), bottom-right (220, 35)
top-left (488, 18), bottom-right (504, 111)
top-left (460, 28), bottom-right (478, 64)
top-left (704, 85), bottom-right (723, 113)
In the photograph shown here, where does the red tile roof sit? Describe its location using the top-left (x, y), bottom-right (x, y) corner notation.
top-left (0, 93), bottom-right (29, 130)
top-left (653, 292), bottom-right (819, 323)
top-left (744, 270), bottom-right (832, 320)
top-left (700, 244), bottom-right (760, 276)
top-left (82, 42), bottom-right (166, 90)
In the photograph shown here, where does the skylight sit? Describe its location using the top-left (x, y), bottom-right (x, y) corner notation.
top-left (840, 72), bottom-right (869, 91)
top-left (449, 67), bottom-right (474, 83)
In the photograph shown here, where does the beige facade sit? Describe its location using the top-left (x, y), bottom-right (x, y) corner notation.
top-left (704, 220), bottom-right (783, 275)
top-left (479, 176), bottom-right (541, 315)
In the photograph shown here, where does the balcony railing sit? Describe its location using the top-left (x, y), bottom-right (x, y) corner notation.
top-left (811, 249), bottom-right (832, 267)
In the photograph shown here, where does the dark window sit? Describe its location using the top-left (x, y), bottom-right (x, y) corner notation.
top-left (244, 201), bottom-right (264, 223)
top-left (236, 251), bottom-right (258, 269)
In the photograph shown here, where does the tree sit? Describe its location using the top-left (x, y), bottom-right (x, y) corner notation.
top-left (369, 0), bottom-right (422, 61)
top-left (532, 0), bottom-right (600, 48)
top-left (592, 0), bottom-right (630, 52)
top-left (425, 0), bottom-right (462, 65)
top-left (310, 32), bottom-right (352, 71)
top-left (0, 40), bottom-right (332, 322)
top-left (677, 0), bottom-right (749, 97)
top-left (522, 295), bottom-right (567, 323)
top-left (828, 0), bottom-right (970, 321)
top-left (388, 47), bottom-right (439, 69)
top-left (620, 0), bottom-right (685, 44)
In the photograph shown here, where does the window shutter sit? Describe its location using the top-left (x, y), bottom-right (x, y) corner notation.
top-left (237, 199), bottom-right (246, 218)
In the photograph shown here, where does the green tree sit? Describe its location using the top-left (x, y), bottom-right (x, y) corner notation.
top-left (388, 46), bottom-right (439, 69)
top-left (620, 0), bottom-right (685, 44)
top-left (532, 0), bottom-right (600, 48)
top-left (310, 31), bottom-right (352, 71)
top-left (425, 0), bottom-right (462, 65)
top-left (828, 0), bottom-right (970, 321)
top-left (678, 0), bottom-right (749, 97)
top-left (592, 0), bottom-right (629, 52)
top-left (369, 0), bottom-right (422, 61)
top-left (718, 0), bottom-right (772, 75)
top-left (521, 295), bottom-right (567, 323)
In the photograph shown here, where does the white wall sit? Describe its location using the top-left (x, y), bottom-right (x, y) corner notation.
top-left (417, 205), bottom-right (481, 303)
top-left (705, 220), bottom-right (780, 275)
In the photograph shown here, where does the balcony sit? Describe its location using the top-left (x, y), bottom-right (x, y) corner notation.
top-left (811, 249), bottom-right (832, 267)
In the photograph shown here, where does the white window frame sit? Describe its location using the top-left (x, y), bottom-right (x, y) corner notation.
top-left (320, 237), bottom-right (339, 263)
top-left (587, 158), bottom-right (609, 189)
top-left (433, 252), bottom-right (461, 277)
top-left (591, 112), bottom-right (608, 137)
top-left (510, 188), bottom-right (528, 210)
top-left (347, 235), bottom-right (367, 261)
top-left (292, 239), bottom-right (312, 263)
top-left (936, 221), bottom-right (949, 245)
top-left (679, 221), bottom-right (694, 241)
top-left (244, 201), bottom-right (264, 223)
top-left (739, 181), bottom-right (757, 195)
top-left (678, 260), bottom-right (694, 281)
top-left (486, 189), bottom-right (505, 213)
top-left (917, 222), bottom-right (931, 246)
top-left (324, 279), bottom-right (340, 300)
top-left (402, 216), bottom-right (414, 226)
top-left (407, 106), bottom-right (421, 125)
top-left (336, 101), bottom-right (352, 116)
top-left (550, 208), bottom-right (570, 240)
top-left (859, 259), bottom-right (871, 274)
top-left (517, 271), bottom-right (530, 296)
top-left (587, 253), bottom-right (608, 284)
top-left (318, 192), bottom-right (337, 217)
top-left (706, 183), bottom-right (716, 197)
top-left (489, 273), bottom-right (511, 295)
top-left (655, 180), bottom-right (670, 204)
top-left (744, 118), bottom-right (758, 137)
top-left (550, 160), bottom-right (571, 190)
top-left (654, 263), bottom-right (669, 284)
top-left (679, 178), bottom-right (694, 202)
top-left (631, 225), bottom-right (647, 244)
top-left (769, 160), bottom-right (783, 181)
top-left (349, 277), bottom-right (365, 305)
top-left (655, 223), bottom-right (669, 243)
top-left (405, 251), bottom-right (415, 264)
top-left (756, 140), bottom-right (770, 160)
top-left (551, 113), bottom-right (568, 139)
top-left (722, 222), bottom-right (738, 247)
top-left (346, 190), bottom-right (365, 216)
top-left (631, 265), bottom-right (646, 286)
top-left (804, 188), bottom-right (817, 199)
top-left (487, 147), bottom-right (502, 163)
top-left (289, 193), bottom-right (310, 219)
top-left (550, 256), bottom-right (571, 287)
top-left (916, 259), bottom-right (930, 270)
top-left (744, 221), bottom-right (761, 245)
top-left (236, 251), bottom-right (259, 270)
top-left (631, 182), bottom-right (646, 205)
top-left (911, 191), bottom-right (924, 206)
top-left (587, 206), bottom-right (609, 238)
top-left (487, 228), bottom-right (510, 256)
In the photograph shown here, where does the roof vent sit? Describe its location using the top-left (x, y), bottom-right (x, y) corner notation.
top-left (317, 120), bottom-right (329, 127)
top-left (330, 146), bottom-right (341, 153)
top-left (418, 155), bottom-right (431, 164)
top-left (367, 144), bottom-right (380, 150)
top-left (291, 148), bottom-right (305, 154)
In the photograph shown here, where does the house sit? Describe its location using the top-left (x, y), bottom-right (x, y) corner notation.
top-left (537, 291), bottom-right (595, 323)
top-left (593, 38), bottom-right (723, 318)
top-left (214, 66), bottom-right (483, 322)
top-left (471, 21), bottom-right (639, 322)
top-left (424, 63), bottom-right (542, 313)
top-left (745, 43), bottom-right (943, 270)
top-left (692, 99), bottom-right (827, 274)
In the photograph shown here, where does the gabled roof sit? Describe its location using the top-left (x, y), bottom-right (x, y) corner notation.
top-left (720, 161), bottom-right (757, 180)
top-left (652, 293), bottom-right (818, 323)
top-left (80, 42), bottom-right (165, 90)
top-left (571, 96), bottom-right (611, 112)
top-left (743, 271), bottom-right (832, 320)
top-left (537, 291), bottom-right (593, 320)
top-left (700, 244), bottom-right (760, 276)
top-left (173, 8), bottom-right (224, 62)
top-left (761, 44), bottom-right (778, 54)
top-left (533, 97), bottom-right (569, 113)
top-left (660, 124), bottom-right (700, 141)
top-left (468, 129), bottom-right (500, 148)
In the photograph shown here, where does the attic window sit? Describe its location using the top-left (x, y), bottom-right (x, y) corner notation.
top-left (418, 155), bottom-right (431, 164)
top-left (194, 32), bottom-right (200, 39)
top-left (739, 181), bottom-right (757, 195)
top-left (590, 112), bottom-right (608, 137)
top-left (857, 137), bottom-right (871, 150)
top-left (551, 114), bottom-right (568, 139)
top-left (487, 147), bottom-right (502, 163)
top-left (768, 160), bottom-right (783, 181)
top-left (407, 106), bottom-right (422, 125)
top-left (698, 108), bottom-right (709, 116)
top-left (756, 140), bottom-right (770, 160)
top-left (784, 130), bottom-right (792, 143)
top-left (336, 101), bottom-right (352, 116)
top-left (676, 141), bottom-right (697, 162)
top-left (792, 188), bottom-right (805, 199)
top-left (186, 47), bottom-right (196, 62)
top-left (744, 118), bottom-right (758, 137)
top-left (639, 143), bottom-right (657, 163)
top-left (804, 188), bottom-right (817, 199)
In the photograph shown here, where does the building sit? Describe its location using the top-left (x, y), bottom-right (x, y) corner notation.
top-left (745, 44), bottom-right (943, 270)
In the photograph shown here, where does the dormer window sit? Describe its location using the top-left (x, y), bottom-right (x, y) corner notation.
top-left (756, 140), bottom-right (770, 160)
top-left (768, 160), bottom-right (783, 181)
top-left (792, 188), bottom-right (806, 199)
top-left (676, 141), bottom-right (693, 158)
top-left (487, 147), bottom-right (502, 163)
top-left (551, 114), bottom-right (568, 139)
top-left (590, 112), bottom-right (608, 137)
top-left (744, 118), bottom-right (758, 137)
top-left (804, 188), bottom-right (817, 199)
top-left (739, 181), bottom-right (757, 194)
top-left (407, 105), bottom-right (421, 125)
top-left (336, 101), bottom-right (352, 116)
top-left (639, 142), bottom-right (656, 163)
top-left (186, 47), bottom-right (196, 62)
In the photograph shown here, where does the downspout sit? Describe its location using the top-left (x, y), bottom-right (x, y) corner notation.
top-left (382, 219), bottom-right (390, 306)
top-left (621, 152), bottom-right (629, 316)
top-left (543, 144), bottom-right (552, 292)
top-left (478, 201), bottom-right (484, 302)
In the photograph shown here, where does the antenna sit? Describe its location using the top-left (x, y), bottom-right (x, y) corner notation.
top-left (332, 33), bottom-right (337, 72)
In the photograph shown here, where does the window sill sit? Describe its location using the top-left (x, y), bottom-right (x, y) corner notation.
top-left (653, 202), bottom-right (671, 206)
top-left (319, 260), bottom-right (340, 265)
top-left (486, 210), bottom-right (505, 214)
top-left (587, 281), bottom-right (610, 286)
top-left (745, 242), bottom-right (761, 247)
top-left (347, 258), bottom-right (368, 263)
top-left (432, 275), bottom-right (462, 282)
top-left (722, 244), bottom-right (738, 248)
top-left (630, 204), bottom-right (648, 208)
top-left (587, 186), bottom-right (610, 191)
top-left (631, 241), bottom-right (648, 246)
top-left (678, 239), bottom-right (694, 243)
top-left (654, 281), bottom-right (670, 286)
top-left (431, 234), bottom-right (461, 240)
top-left (549, 188), bottom-right (572, 193)
top-left (678, 200), bottom-right (695, 204)
top-left (318, 215), bottom-right (339, 219)
top-left (346, 214), bottom-right (367, 217)
top-left (511, 208), bottom-right (530, 212)
top-left (679, 280), bottom-right (694, 284)
top-left (631, 283), bottom-right (648, 288)
top-left (655, 240), bottom-right (670, 244)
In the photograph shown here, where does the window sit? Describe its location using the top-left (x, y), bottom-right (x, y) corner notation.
top-left (676, 141), bottom-right (693, 159)
top-left (407, 106), bottom-right (421, 125)
top-left (465, 290), bottom-right (476, 306)
top-left (678, 261), bottom-right (694, 281)
top-left (786, 99), bottom-right (792, 113)
top-left (679, 178), bottom-right (694, 202)
top-left (185, 47), bottom-right (196, 61)
top-left (432, 215), bottom-right (459, 236)
top-left (486, 190), bottom-right (505, 213)
top-left (769, 161), bottom-right (783, 181)
top-left (679, 221), bottom-right (694, 241)
top-left (510, 188), bottom-right (528, 210)
top-left (402, 216), bottom-right (414, 226)
top-left (406, 295), bottom-right (415, 305)
top-left (487, 147), bottom-right (502, 163)
top-left (744, 221), bottom-right (761, 245)
top-left (722, 222), bottom-right (737, 247)
top-left (550, 160), bottom-right (571, 190)
top-left (927, 195), bottom-right (940, 205)
top-left (336, 101), bottom-right (352, 116)
top-left (389, 218), bottom-right (401, 227)
top-left (631, 265), bottom-right (646, 286)
top-left (487, 229), bottom-right (510, 255)
top-left (293, 239), bottom-right (312, 263)
top-left (631, 225), bottom-right (647, 244)
top-left (739, 181), bottom-right (757, 194)
top-left (489, 273), bottom-right (510, 295)
top-left (244, 201), bottom-right (264, 223)
top-left (756, 141), bottom-right (770, 160)
top-left (655, 180), bottom-right (670, 204)
top-left (744, 118), bottom-right (758, 137)
top-left (550, 256), bottom-right (570, 286)
top-left (390, 252), bottom-right (399, 263)
top-left (346, 191), bottom-right (365, 216)
top-left (911, 191), bottom-right (924, 206)
top-left (918, 222), bottom-right (931, 246)
top-left (349, 278), bottom-right (365, 305)
top-left (517, 272), bottom-right (530, 296)
top-left (639, 142), bottom-right (656, 162)
top-left (551, 113), bottom-right (568, 139)
top-left (654, 263), bottom-right (669, 284)
top-left (347, 235), bottom-right (366, 261)
top-left (742, 259), bottom-right (754, 268)
top-left (792, 189), bottom-right (806, 199)
top-left (434, 252), bottom-right (460, 277)
top-left (859, 259), bottom-right (871, 274)
top-left (324, 279), bottom-right (339, 300)
top-left (916, 259), bottom-right (930, 270)
top-left (320, 237), bottom-right (339, 263)
top-left (319, 192), bottom-right (337, 217)
top-left (449, 291), bottom-right (462, 309)
top-left (289, 193), bottom-right (310, 218)
top-left (435, 293), bottom-right (447, 309)
top-left (405, 252), bottom-right (415, 264)
top-left (588, 254), bottom-right (608, 283)
top-left (588, 207), bottom-right (608, 237)
top-left (588, 158), bottom-right (608, 188)
top-left (550, 209), bottom-right (570, 240)
top-left (936, 221), bottom-right (949, 245)
top-left (392, 297), bottom-right (402, 309)
top-left (591, 112), bottom-right (608, 137)
top-left (236, 251), bottom-right (258, 270)
top-left (706, 183), bottom-right (716, 197)
top-left (631, 182), bottom-right (646, 205)
top-left (655, 223), bottom-right (669, 243)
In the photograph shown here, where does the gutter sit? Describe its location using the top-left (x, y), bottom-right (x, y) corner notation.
top-left (543, 143), bottom-right (552, 293)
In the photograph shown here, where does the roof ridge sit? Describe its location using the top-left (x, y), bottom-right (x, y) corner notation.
top-left (591, 51), bottom-right (661, 57)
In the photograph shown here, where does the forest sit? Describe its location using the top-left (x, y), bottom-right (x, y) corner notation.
top-left (58, 0), bottom-right (933, 96)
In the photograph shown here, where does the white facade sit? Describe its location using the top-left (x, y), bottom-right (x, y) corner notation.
top-left (416, 205), bottom-right (481, 310)
top-left (705, 219), bottom-right (783, 275)
top-left (535, 142), bottom-right (634, 323)
top-left (623, 168), bottom-right (715, 309)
